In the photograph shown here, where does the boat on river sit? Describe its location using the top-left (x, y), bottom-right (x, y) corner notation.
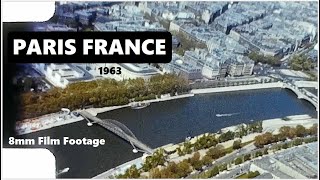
top-left (57, 167), bottom-right (70, 176)
top-left (130, 102), bottom-right (150, 109)
top-left (216, 112), bottom-right (240, 117)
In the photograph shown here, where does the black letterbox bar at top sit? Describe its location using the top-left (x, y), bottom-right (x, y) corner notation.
top-left (8, 31), bottom-right (172, 63)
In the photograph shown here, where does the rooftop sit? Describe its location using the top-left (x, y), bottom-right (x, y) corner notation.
top-left (119, 64), bottom-right (158, 74)
top-left (252, 142), bottom-right (318, 179)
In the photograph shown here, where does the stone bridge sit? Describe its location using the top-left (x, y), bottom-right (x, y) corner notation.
top-left (283, 82), bottom-right (318, 111)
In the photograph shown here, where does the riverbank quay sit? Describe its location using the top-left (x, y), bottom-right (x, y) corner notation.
top-left (93, 114), bottom-right (318, 178)
top-left (15, 93), bottom-right (195, 135)
top-left (86, 93), bottom-right (194, 116)
top-left (191, 82), bottom-right (283, 94)
top-left (16, 114), bottom-right (84, 135)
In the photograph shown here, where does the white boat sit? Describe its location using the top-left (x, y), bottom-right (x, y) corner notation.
top-left (59, 167), bottom-right (69, 174)
top-left (216, 113), bottom-right (240, 117)
top-left (130, 102), bottom-right (150, 109)
top-left (57, 167), bottom-right (70, 176)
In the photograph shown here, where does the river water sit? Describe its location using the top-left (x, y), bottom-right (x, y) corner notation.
top-left (20, 88), bottom-right (317, 178)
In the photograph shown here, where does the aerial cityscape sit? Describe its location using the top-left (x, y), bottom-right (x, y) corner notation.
top-left (3, 1), bottom-right (319, 179)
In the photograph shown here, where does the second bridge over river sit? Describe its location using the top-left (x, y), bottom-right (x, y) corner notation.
top-left (78, 111), bottom-right (154, 154)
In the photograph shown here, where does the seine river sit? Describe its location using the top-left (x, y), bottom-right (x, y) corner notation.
top-left (20, 88), bottom-right (317, 178)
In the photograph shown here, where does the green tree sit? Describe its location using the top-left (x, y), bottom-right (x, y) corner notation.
top-left (304, 136), bottom-right (317, 143)
top-left (293, 138), bottom-right (303, 146)
top-left (233, 140), bottom-right (242, 150)
top-left (274, 133), bottom-right (286, 142)
top-left (254, 135), bottom-right (265, 148)
top-left (255, 151), bottom-right (263, 157)
top-left (182, 141), bottom-right (193, 154)
top-left (282, 143), bottom-right (289, 149)
top-left (201, 155), bottom-right (213, 166)
top-left (279, 126), bottom-right (296, 139)
top-left (166, 162), bottom-right (180, 178)
top-left (248, 51), bottom-right (280, 66)
top-left (208, 166), bottom-right (219, 177)
top-left (295, 125), bottom-right (307, 137)
top-left (254, 132), bottom-right (275, 148)
top-left (308, 124), bottom-right (318, 135)
top-left (142, 148), bottom-right (167, 171)
top-left (206, 145), bottom-right (226, 159)
top-left (194, 134), bottom-right (218, 150)
top-left (234, 157), bottom-right (243, 165)
top-left (244, 154), bottom-right (251, 161)
top-left (149, 167), bottom-right (161, 178)
top-left (116, 165), bottom-right (140, 178)
top-left (150, 160), bottom-right (192, 178)
top-left (189, 152), bottom-right (201, 170)
top-left (176, 160), bottom-right (192, 178)
top-left (219, 131), bottom-right (235, 143)
top-left (289, 55), bottom-right (313, 71)
top-left (219, 163), bottom-right (228, 172)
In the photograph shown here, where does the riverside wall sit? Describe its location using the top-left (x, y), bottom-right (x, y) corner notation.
top-left (191, 82), bottom-right (284, 94)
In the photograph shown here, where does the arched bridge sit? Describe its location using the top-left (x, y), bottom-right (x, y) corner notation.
top-left (283, 82), bottom-right (318, 111)
top-left (79, 111), bottom-right (154, 154)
